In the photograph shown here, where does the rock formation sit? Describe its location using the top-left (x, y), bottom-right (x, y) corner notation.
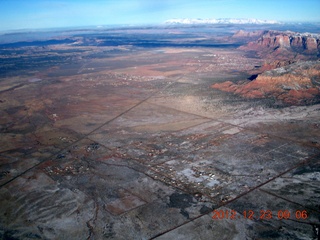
top-left (238, 30), bottom-right (320, 58)
top-left (212, 61), bottom-right (320, 106)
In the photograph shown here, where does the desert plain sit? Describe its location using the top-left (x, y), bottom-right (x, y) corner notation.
top-left (0, 25), bottom-right (320, 239)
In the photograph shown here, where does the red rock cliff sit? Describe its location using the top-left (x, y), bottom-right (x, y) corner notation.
top-left (240, 30), bottom-right (320, 55)
top-left (212, 61), bottom-right (320, 106)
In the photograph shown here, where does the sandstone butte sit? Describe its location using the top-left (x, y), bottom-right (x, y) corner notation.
top-left (235, 30), bottom-right (320, 62)
top-left (237, 30), bottom-right (320, 52)
top-left (212, 61), bottom-right (320, 106)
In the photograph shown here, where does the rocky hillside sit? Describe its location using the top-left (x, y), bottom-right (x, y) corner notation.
top-left (212, 61), bottom-right (320, 106)
top-left (237, 30), bottom-right (320, 58)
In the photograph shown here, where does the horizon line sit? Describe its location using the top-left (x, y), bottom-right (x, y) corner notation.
top-left (1, 20), bottom-right (320, 35)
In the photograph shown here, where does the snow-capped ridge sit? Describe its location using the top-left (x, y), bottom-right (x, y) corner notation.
top-left (165, 18), bottom-right (279, 25)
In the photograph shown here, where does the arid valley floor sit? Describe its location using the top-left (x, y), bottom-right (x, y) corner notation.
top-left (0, 25), bottom-right (320, 239)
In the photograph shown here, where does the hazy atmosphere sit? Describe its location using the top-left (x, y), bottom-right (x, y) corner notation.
top-left (1, 0), bottom-right (320, 31)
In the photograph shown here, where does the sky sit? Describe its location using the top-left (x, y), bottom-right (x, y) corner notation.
top-left (0, 0), bottom-right (320, 31)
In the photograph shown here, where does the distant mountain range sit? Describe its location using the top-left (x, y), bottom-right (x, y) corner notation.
top-left (165, 18), bottom-right (279, 25)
